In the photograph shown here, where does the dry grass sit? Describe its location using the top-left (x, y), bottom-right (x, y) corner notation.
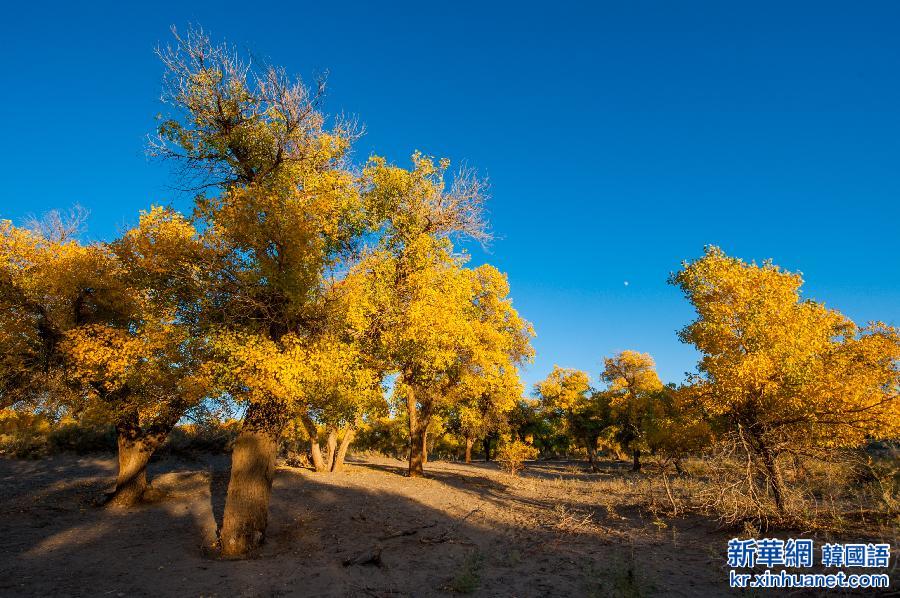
top-left (513, 447), bottom-right (899, 536)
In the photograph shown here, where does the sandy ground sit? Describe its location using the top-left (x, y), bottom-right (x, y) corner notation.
top-left (0, 453), bottom-right (887, 597)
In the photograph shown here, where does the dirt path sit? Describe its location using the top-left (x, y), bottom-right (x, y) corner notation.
top-left (0, 454), bottom-right (740, 596)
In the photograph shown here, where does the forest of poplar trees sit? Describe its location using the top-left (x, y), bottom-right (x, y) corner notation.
top-left (1, 28), bottom-right (897, 582)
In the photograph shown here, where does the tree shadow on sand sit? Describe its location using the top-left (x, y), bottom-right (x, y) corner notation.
top-left (0, 454), bottom-right (735, 597)
top-left (351, 459), bottom-right (642, 519)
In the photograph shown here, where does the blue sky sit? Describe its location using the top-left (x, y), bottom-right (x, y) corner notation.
top-left (2, 1), bottom-right (898, 390)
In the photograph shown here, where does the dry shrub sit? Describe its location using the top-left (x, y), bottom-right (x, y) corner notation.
top-left (283, 450), bottom-right (311, 468)
top-left (846, 448), bottom-right (899, 518)
top-left (549, 504), bottom-right (596, 533)
top-left (692, 436), bottom-right (811, 528)
top-left (496, 439), bottom-right (538, 475)
top-left (690, 437), bottom-right (899, 530)
top-left (698, 459), bottom-right (791, 528)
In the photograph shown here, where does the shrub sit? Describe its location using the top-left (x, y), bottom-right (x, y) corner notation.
top-left (47, 418), bottom-right (116, 454)
top-left (1, 408), bottom-right (118, 456)
top-left (162, 421), bottom-right (240, 455)
top-left (448, 551), bottom-right (483, 594)
top-left (0, 409), bottom-right (52, 458)
top-left (354, 416), bottom-right (409, 459)
top-left (496, 439), bottom-right (538, 475)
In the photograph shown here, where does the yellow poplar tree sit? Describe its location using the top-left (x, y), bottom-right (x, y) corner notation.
top-left (0, 207), bottom-right (204, 506)
top-left (152, 28), bottom-right (369, 555)
top-left (387, 242), bottom-right (478, 477)
top-left (352, 244), bottom-right (533, 476)
top-left (450, 265), bottom-right (535, 463)
top-left (600, 350), bottom-right (664, 471)
top-left (354, 153), bottom-right (491, 477)
top-left (293, 334), bottom-right (384, 473)
top-left (671, 245), bottom-right (900, 511)
top-left (536, 366), bottom-right (604, 468)
top-left (61, 206), bottom-right (207, 506)
top-left (643, 382), bottom-right (714, 473)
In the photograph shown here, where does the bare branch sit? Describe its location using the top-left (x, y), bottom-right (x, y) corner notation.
top-left (24, 205), bottom-right (89, 243)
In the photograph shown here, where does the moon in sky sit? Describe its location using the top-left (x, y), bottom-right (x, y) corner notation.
top-left (623, 281), bottom-right (629, 286)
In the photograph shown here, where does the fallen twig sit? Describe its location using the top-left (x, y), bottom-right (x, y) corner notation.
top-left (378, 523), bottom-right (436, 541)
top-left (342, 547), bottom-right (383, 567)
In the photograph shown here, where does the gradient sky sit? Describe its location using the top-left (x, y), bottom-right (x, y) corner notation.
top-left (2, 1), bottom-right (898, 390)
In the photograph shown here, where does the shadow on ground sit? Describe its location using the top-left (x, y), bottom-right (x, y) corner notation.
top-left (0, 454), bottom-right (753, 597)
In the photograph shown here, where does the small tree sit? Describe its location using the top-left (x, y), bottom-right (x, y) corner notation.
top-left (643, 383), bottom-right (714, 474)
top-left (355, 153), bottom-right (492, 477)
top-left (0, 209), bottom-right (203, 506)
top-left (448, 368), bottom-right (523, 464)
top-left (536, 366), bottom-right (602, 469)
top-left (350, 155), bottom-right (532, 477)
top-left (292, 334), bottom-right (384, 473)
top-left (62, 206), bottom-right (207, 506)
top-left (497, 438), bottom-right (539, 475)
top-left (507, 397), bottom-right (567, 458)
top-left (448, 265), bottom-right (534, 463)
top-left (600, 351), bottom-right (663, 472)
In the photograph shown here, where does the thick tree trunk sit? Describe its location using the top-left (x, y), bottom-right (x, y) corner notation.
top-left (331, 427), bottom-right (355, 473)
top-left (309, 439), bottom-right (326, 472)
top-left (464, 436), bottom-right (474, 464)
top-left (300, 413), bottom-right (327, 472)
top-left (110, 420), bottom-right (152, 507)
top-left (108, 408), bottom-right (180, 507)
top-left (325, 427), bottom-right (338, 471)
top-left (422, 429), bottom-right (428, 464)
top-left (632, 449), bottom-right (642, 472)
top-left (483, 436), bottom-right (492, 462)
top-left (219, 402), bottom-right (285, 558)
top-left (408, 425), bottom-right (426, 477)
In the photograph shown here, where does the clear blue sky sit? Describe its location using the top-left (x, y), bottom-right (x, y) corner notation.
top-left (2, 1), bottom-right (898, 390)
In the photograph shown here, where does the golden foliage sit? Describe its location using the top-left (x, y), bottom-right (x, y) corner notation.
top-left (536, 366), bottom-right (591, 413)
top-left (671, 245), bottom-right (899, 451)
top-left (497, 438), bottom-right (539, 475)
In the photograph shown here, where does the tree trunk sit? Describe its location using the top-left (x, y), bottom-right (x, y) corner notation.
top-left (632, 449), bottom-right (642, 472)
top-left (108, 408), bottom-right (180, 507)
top-left (422, 429), bottom-right (428, 464)
top-left (300, 413), bottom-right (327, 472)
top-left (408, 423), bottom-right (426, 477)
top-left (464, 436), bottom-right (474, 464)
top-left (745, 426), bottom-right (786, 514)
top-left (309, 439), bottom-right (326, 473)
top-left (483, 436), bottom-right (492, 462)
top-left (331, 427), bottom-right (355, 473)
top-left (407, 388), bottom-right (430, 478)
top-left (585, 439), bottom-right (598, 473)
top-left (758, 443), bottom-right (786, 513)
top-left (219, 402), bottom-right (285, 558)
top-left (325, 427), bottom-right (338, 471)
top-left (109, 417), bottom-right (152, 507)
